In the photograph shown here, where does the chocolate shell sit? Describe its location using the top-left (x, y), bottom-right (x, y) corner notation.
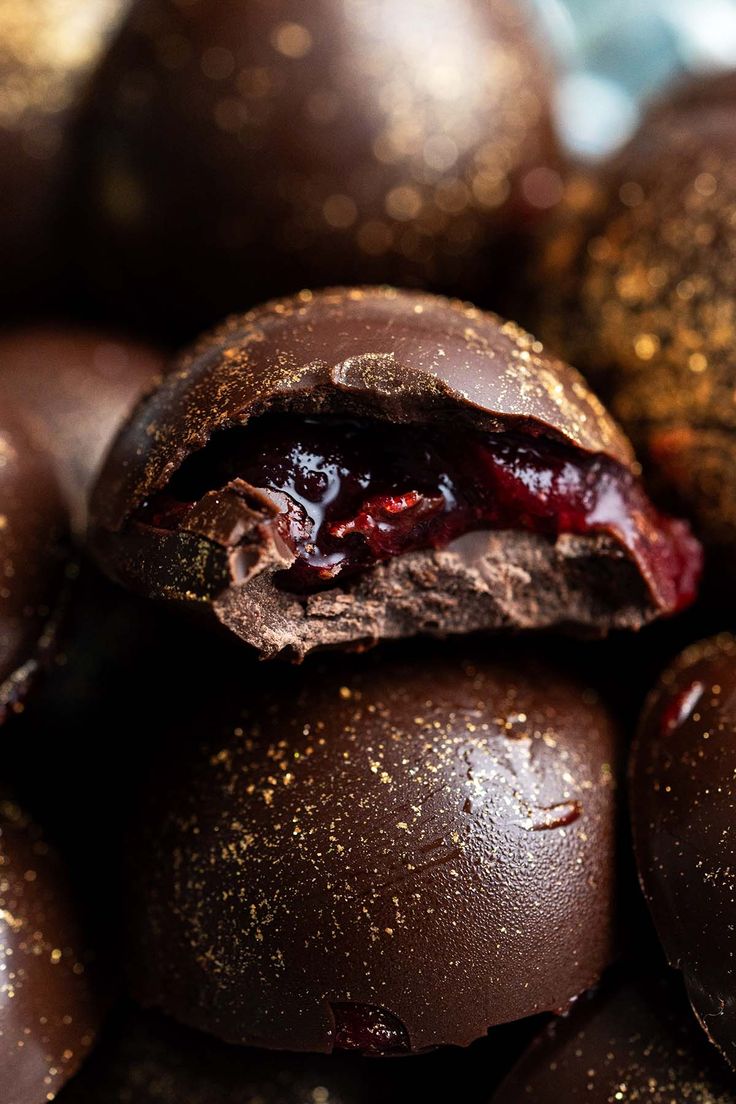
top-left (72, 0), bottom-right (560, 336)
top-left (492, 972), bottom-right (736, 1103)
top-left (631, 633), bottom-right (736, 1070)
top-left (0, 404), bottom-right (67, 723)
top-left (126, 644), bottom-right (618, 1052)
top-left (0, 797), bottom-right (101, 1104)
top-left (89, 287), bottom-right (701, 660)
top-left (0, 328), bottom-right (164, 534)
top-left (0, 1), bottom-right (129, 314)
top-left (528, 73), bottom-right (736, 585)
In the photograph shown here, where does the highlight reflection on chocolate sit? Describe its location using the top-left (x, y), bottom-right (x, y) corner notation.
top-left (125, 645), bottom-right (618, 1053)
top-left (90, 288), bottom-right (701, 659)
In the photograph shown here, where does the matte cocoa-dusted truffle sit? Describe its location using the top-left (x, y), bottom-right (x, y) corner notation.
top-left (529, 73), bottom-right (736, 583)
top-left (73, 0), bottom-right (560, 335)
top-left (89, 287), bottom-right (701, 659)
top-left (0, 1), bottom-right (129, 312)
top-left (631, 633), bottom-right (736, 1070)
top-left (0, 404), bottom-right (67, 723)
top-left (0, 328), bottom-right (164, 534)
top-left (127, 645), bottom-right (618, 1053)
top-left (58, 1005), bottom-right (521, 1104)
top-left (492, 972), bottom-right (736, 1103)
top-left (0, 797), bottom-right (101, 1104)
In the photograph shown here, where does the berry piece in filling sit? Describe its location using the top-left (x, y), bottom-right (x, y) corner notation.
top-left (137, 414), bottom-right (701, 614)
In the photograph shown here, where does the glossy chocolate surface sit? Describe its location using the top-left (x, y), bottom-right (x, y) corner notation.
top-left (529, 73), bottom-right (736, 585)
top-left (126, 645), bottom-right (618, 1052)
top-left (493, 973), bottom-right (736, 1103)
top-left (0, 405), bottom-right (67, 723)
top-left (631, 634), bottom-right (736, 1070)
top-left (0, 328), bottom-right (163, 534)
top-left (74, 0), bottom-right (559, 335)
top-left (0, 798), bottom-right (100, 1104)
top-left (90, 288), bottom-right (700, 658)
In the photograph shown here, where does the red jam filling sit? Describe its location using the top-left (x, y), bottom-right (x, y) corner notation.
top-left (330, 1003), bottom-right (410, 1055)
top-left (137, 415), bottom-right (701, 611)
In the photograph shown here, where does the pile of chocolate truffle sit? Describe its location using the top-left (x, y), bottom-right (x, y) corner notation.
top-left (3, 2), bottom-right (736, 1102)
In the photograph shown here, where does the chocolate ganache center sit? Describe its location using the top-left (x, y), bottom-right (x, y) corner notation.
top-left (137, 414), bottom-right (701, 612)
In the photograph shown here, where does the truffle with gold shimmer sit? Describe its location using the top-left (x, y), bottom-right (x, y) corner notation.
top-left (89, 288), bottom-right (701, 659)
top-left (125, 644), bottom-right (618, 1052)
top-left (0, 798), bottom-right (101, 1103)
top-left (0, 404), bottom-right (67, 724)
top-left (492, 973), bottom-right (736, 1103)
top-left (529, 73), bottom-right (736, 584)
top-left (631, 633), bottom-right (736, 1071)
top-left (73, 0), bottom-right (560, 334)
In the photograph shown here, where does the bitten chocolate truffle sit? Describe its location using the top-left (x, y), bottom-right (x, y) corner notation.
top-left (126, 646), bottom-right (618, 1053)
top-left (73, 0), bottom-right (560, 334)
top-left (631, 633), bottom-right (736, 1070)
top-left (0, 404), bottom-right (67, 723)
top-left (89, 288), bottom-right (701, 659)
top-left (529, 72), bottom-right (736, 584)
top-left (0, 1), bottom-right (129, 312)
top-left (0, 328), bottom-right (164, 534)
top-left (0, 797), bottom-right (100, 1103)
top-left (492, 973), bottom-right (736, 1103)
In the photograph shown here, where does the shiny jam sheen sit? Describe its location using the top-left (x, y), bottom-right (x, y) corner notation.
top-left (139, 416), bottom-right (701, 610)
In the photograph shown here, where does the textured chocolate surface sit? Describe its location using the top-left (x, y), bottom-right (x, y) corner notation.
top-left (127, 644), bottom-right (618, 1052)
top-left (89, 287), bottom-right (696, 658)
top-left (631, 633), bottom-right (736, 1070)
top-left (58, 1004), bottom-right (527, 1104)
top-left (528, 73), bottom-right (736, 581)
top-left (0, 798), bottom-right (101, 1104)
top-left (0, 1), bottom-right (129, 311)
top-left (0, 328), bottom-right (163, 534)
top-left (493, 972), bottom-right (736, 1103)
top-left (0, 404), bottom-right (67, 723)
top-left (73, 0), bottom-right (559, 335)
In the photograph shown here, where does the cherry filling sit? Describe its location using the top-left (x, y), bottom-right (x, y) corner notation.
top-left (137, 415), bottom-right (701, 611)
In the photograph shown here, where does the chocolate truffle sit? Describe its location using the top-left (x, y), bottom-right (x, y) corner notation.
top-left (0, 404), bottom-right (67, 723)
top-left (0, 328), bottom-right (164, 534)
top-left (73, 0), bottom-right (560, 335)
top-left (126, 645), bottom-right (618, 1052)
top-left (529, 73), bottom-right (736, 583)
top-left (492, 973), bottom-right (736, 1103)
top-left (90, 288), bottom-right (701, 659)
top-left (0, 797), bottom-right (101, 1103)
top-left (631, 633), bottom-right (736, 1070)
top-left (58, 1005), bottom-right (522, 1104)
top-left (0, 0), bottom-right (129, 312)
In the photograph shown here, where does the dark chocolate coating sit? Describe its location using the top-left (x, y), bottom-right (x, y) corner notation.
top-left (631, 633), bottom-right (736, 1070)
top-left (58, 1004), bottom-right (527, 1104)
top-left (0, 798), bottom-right (101, 1104)
top-left (0, 1), bottom-right (129, 314)
top-left (127, 645), bottom-right (618, 1052)
top-left (528, 73), bottom-right (736, 583)
top-left (492, 972), bottom-right (736, 1103)
top-left (73, 0), bottom-right (559, 336)
top-left (90, 286), bottom-right (681, 658)
top-left (0, 404), bottom-right (67, 723)
top-left (0, 328), bottom-right (164, 534)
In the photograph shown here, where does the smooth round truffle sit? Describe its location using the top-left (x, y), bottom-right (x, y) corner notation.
top-left (528, 72), bottom-right (736, 585)
top-left (0, 328), bottom-right (164, 534)
top-left (126, 645), bottom-right (618, 1052)
top-left (89, 287), bottom-right (701, 659)
top-left (0, 0), bottom-right (129, 313)
top-left (0, 798), bottom-right (101, 1103)
top-left (0, 404), bottom-right (67, 723)
top-left (631, 633), bottom-right (736, 1070)
top-left (492, 972), bottom-right (736, 1103)
top-left (58, 1005), bottom-right (522, 1104)
top-left (73, 0), bottom-right (560, 335)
